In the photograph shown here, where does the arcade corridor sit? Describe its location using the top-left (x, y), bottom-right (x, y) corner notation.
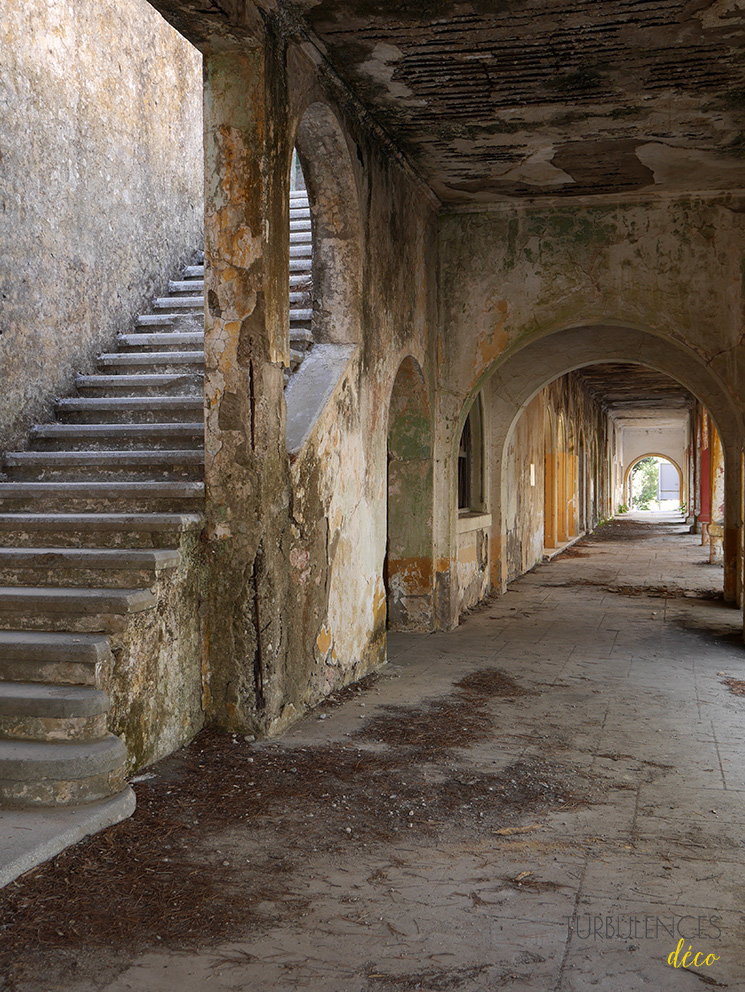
top-left (2, 513), bottom-right (743, 991)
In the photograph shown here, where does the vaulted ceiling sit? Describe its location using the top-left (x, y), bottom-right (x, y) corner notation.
top-left (571, 362), bottom-right (695, 428)
top-left (151, 0), bottom-right (745, 203)
top-left (291, 0), bottom-right (745, 202)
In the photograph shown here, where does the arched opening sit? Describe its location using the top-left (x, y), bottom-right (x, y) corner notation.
top-left (385, 357), bottom-right (434, 631)
top-left (284, 101), bottom-right (363, 453)
top-left (443, 323), bottom-right (743, 624)
top-left (624, 454), bottom-right (684, 512)
top-left (293, 102), bottom-right (362, 347)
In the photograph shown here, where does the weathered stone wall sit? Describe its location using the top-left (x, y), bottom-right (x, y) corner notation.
top-left (197, 32), bottom-right (439, 739)
top-left (0, 0), bottom-right (203, 449)
top-left (278, 83), bottom-right (439, 719)
top-left (620, 426), bottom-right (688, 496)
top-left (435, 197), bottom-right (745, 624)
top-left (503, 395), bottom-right (546, 582)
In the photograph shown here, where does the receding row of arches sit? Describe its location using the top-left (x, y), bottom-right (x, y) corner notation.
top-left (384, 324), bottom-right (742, 634)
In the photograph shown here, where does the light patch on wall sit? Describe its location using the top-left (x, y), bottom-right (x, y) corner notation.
top-left (530, 463), bottom-right (536, 487)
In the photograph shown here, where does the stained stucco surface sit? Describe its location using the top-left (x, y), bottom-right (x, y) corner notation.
top-left (0, 0), bottom-right (203, 448)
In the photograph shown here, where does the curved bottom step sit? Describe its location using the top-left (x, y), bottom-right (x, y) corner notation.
top-left (0, 735), bottom-right (127, 807)
top-left (0, 786), bottom-right (135, 888)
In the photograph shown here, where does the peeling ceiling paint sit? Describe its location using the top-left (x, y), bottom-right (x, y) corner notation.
top-left (286, 0), bottom-right (745, 202)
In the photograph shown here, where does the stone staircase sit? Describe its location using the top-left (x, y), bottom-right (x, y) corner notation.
top-left (0, 194), bottom-right (312, 811)
top-left (289, 189), bottom-right (313, 376)
top-left (0, 256), bottom-right (207, 808)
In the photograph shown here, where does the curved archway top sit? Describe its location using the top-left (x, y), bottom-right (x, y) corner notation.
top-left (293, 101), bottom-right (363, 241)
top-left (453, 323), bottom-right (742, 464)
top-left (623, 453), bottom-right (684, 489)
top-left (387, 355), bottom-right (432, 457)
top-left (292, 100), bottom-right (363, 347)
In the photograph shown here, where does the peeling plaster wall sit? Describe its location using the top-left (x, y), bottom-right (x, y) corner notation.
top-left (503, 395), bottom-right (545, 582)
top-left (284, 113), bottom-right (438, 713)
top-left (439, 199), bottom-right (745, 401)
top-left (199, 36), bottom-right (439, 738)
top-left (455, 522), bottom-right (490, 611)
top-left (0, 0), bottom-right (203, 449)
top-left (621, 427), bottom-right (688, 486)
top-left (437, 196), bottom-right (745, 622)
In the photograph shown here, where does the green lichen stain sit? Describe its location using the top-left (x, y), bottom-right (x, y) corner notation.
top-left (525, 209), bottom-right (618, 254)
top-left (390, 411), bottom-right (431, 460)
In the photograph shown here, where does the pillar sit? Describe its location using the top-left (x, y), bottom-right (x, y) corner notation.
top-left (709, 421), bottom-right (725, 566)
top-left (544, 449), bottom-right (556, 548)
top-left (699, 409), bottom-right (711, 544)
top-left (202, 39), bottom-right (293, 735)
top-left (568, 454), bottom-right (578, 538)
top-left (557, 450), bottom-right (568, 543)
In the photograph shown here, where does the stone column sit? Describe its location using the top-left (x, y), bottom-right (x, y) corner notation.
top-left (544, 450), bottom-right (556, 548)
top-left (568, 454), bottom-right (578, 537)
top-left (722, 440), bottom-right (740, 604)
top-left (202, 41), bottom-right (292, 735)
top-left (557, 451), bottom-right (568, 543)
top-left (699, 409), bottom-right (711, 544)
top-left (709, 421), bottom-right (725, 567)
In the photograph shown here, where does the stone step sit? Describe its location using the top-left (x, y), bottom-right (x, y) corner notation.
top-left (290, 231), bottom-right (312, 245)
top-left (0, 548), bottom-right (179, 568)
top-left (290, 329), bottom-right (314, 347)
top-left (290, 220), bottom-right (311, 232)
top-left (0, 512), bottom-right (203, 549)
top-left (0, 586), bottom-right (156, 615)
top-left (289, 256), bottom-right (312, 270)
top-left (289, 274), bottom-right (312, 288)
top-left (3, 449), bottom-right (204, 481)
top-left (0, 735), bottom-right (128, 806)
top-left (169, 280), bottom-right (204, 293)
top-left (289, 292), bottom-right (310, 306)
top-left (136, 315), bottom-right (175, 328)
top-left (75, 373), bottom-right (204, 396)
top-left (0, 481), bottom-right (205, 515)
top-left (0, 547), bottom-right (180, 588)
top-left (56, 397), bottom-right (203, 424)
top-left (117, 332), bottom-right (204, 349)
top-left (30, 423), bottom-right (204, 449)
top-left (0, 681), bottom-right (110, 742)
top-left (153, 296), bottom-right (204, 310)
top-left (97, 351), bottom-right (205, 369)
top-left (290, 309), bottom-right (312, 323)
top-left (0, 586), bottom-right (158, 634)
top-left (0, 631), bottom-right (112, 686)
top-left (183, 265), bottom-right (204, 279)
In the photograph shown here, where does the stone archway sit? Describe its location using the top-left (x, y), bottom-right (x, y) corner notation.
top-left (385, 357), bottom-right (434, 631)
top-left (624, 454), bottom-right (685, 508)
top-left (486, 325), bottom-right (741, 602)
top-left (293, 102), bottom-right (362, 347)
top-left (441, 323), bottom-right (743, 623)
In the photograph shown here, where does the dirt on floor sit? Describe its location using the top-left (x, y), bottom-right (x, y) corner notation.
top-left (0, 669), bottom-right (593, 992)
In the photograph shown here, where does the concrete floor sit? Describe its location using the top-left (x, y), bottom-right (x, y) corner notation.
top-left (5, 513), bottom-right (745, 991)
